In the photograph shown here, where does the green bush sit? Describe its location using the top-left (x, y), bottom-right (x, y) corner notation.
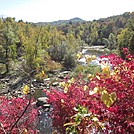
top-left (63, 51), bottom-right (76, 69)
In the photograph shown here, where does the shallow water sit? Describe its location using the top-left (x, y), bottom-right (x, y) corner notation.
top-left (78, 48), bottom-right (108, 65)
top-left (37, 109), bottom-right (53, 134)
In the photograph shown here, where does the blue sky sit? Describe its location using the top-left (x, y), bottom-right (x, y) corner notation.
top-left (0, 0), bottom-right (134, 22)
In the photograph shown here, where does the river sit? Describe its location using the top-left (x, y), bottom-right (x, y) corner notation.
top-left (79, 46), bottom-right (110, 65)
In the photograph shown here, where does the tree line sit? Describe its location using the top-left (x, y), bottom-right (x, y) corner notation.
top-left (0, 17), bottom-right (81, 77)
top-left (0, 11), bottom-right (134, 77)
top-left (57, 12), bottom-right (134, 53)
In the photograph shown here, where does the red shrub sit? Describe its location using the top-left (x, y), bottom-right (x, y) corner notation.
top-left (0, 96), bottom-right (38, 134)
top-left (45, 49), bottom-right (134, 133)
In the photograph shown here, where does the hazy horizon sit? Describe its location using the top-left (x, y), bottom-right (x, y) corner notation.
top-left (0, 0), bottom-right (134, 23)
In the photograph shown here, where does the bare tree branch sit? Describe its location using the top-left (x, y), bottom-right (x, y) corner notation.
top-left (7, 67), bottom-right (33, 134)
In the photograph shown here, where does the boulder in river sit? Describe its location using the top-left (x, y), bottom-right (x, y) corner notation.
top-left (36, 97), bottom-right (48, 107)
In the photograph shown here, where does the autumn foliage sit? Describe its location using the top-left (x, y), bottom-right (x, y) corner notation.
top-left (0, 96), bottom-right (38, 134)
top-left (45, 48), bottom-right (134, 133)
top-left (0, 48), bottom-right (133, 134)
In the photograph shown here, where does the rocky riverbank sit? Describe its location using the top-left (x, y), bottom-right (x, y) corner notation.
top-left (0, 70), bottom-right (70, 97)
top-left (0, 46), bottom-right (109, 103)
top-left (0, 46), bottom-right (107, 98)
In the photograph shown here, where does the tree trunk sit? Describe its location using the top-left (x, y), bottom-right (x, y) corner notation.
top-left (5, 45), bottom-right (9, 73)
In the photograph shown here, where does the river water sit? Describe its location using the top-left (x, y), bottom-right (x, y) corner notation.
top-left (79, 47), bottom-right (109, 66)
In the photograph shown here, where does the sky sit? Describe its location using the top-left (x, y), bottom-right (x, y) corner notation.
top-left (0, 0), bottom-right (134, 22)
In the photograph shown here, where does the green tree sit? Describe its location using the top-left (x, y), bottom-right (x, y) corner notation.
top-left (117, 28), bottom-right (132, 57)
top-left (48, 27), bottom-right (66, 62)
top-left (108, 33), bottom-right (116, 50)
top-left (128, 31), bottom-right (134, 54)
top-left (102, 38), bottom-right (110, 48)
top-left (19, 24), bottom-right (50, 73)
top-left (90, 22), bottom-right (99, 45)
top-left (0, 17), bottom-right (18, 75)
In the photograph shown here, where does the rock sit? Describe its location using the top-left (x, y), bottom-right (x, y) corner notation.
top-left (39, 86), bottom-right (43, 90)
top-left (58, 71), bottom-right (70, 78)
top-left (0, 88), bottom-right (9, 95)
top-left (61, 71), bottom-right (70, 74)
top-left (36, 97), bottom-right (48, 106)
top-left (10, 77), bottom-right (24, 90)
top-left (44, 78), bottom-right (50, 81)
top-left (40, 83), bottom-right (45, 86)
top-left (46, 86), bottom-right (50, 89)
top-left (5, 78), bottom-right (10, 82)
top-left (31, 84), bottom-right (34, 88)
top-left (33, 79), bottom-right (36, 82)
top-left (42, 104), bottom-right (51, 109)
top-left (17, 91), bottom-right (22, 95)
top-left (31, 89), bottom-right (35, 93)
top-left (58, 74), bottom-right (64, 79)
top-left (52, 82), bottom-right (59, 86)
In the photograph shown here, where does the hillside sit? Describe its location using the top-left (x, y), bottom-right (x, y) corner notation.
top-left (35, 17), bottom-right (85, 26)
top-left (0, 11), bottom-right (133, 79)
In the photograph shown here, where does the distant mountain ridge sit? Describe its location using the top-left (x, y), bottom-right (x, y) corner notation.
top-left (35, 11), bottom-right (134, 26)
top-left (35, 17), bottom-right (85, 26)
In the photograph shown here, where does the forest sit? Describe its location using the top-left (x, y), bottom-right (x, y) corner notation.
top-left (0, 11), bottom-right (134, 77)
top-left (0, 11), bottom-right (134, 134)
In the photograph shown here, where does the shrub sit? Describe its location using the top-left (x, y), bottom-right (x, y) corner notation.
top-left (0, 96), bottom-right (39, 134)
top-left (63, 51), bottom-right (76, 69)
top-left (73, 64), bottom-right (101, 78)
top-left (45, 48), bottom-right (134, 133)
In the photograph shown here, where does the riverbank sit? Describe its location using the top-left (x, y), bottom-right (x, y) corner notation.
top-left (0, 46), bottom-right (109, 96)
